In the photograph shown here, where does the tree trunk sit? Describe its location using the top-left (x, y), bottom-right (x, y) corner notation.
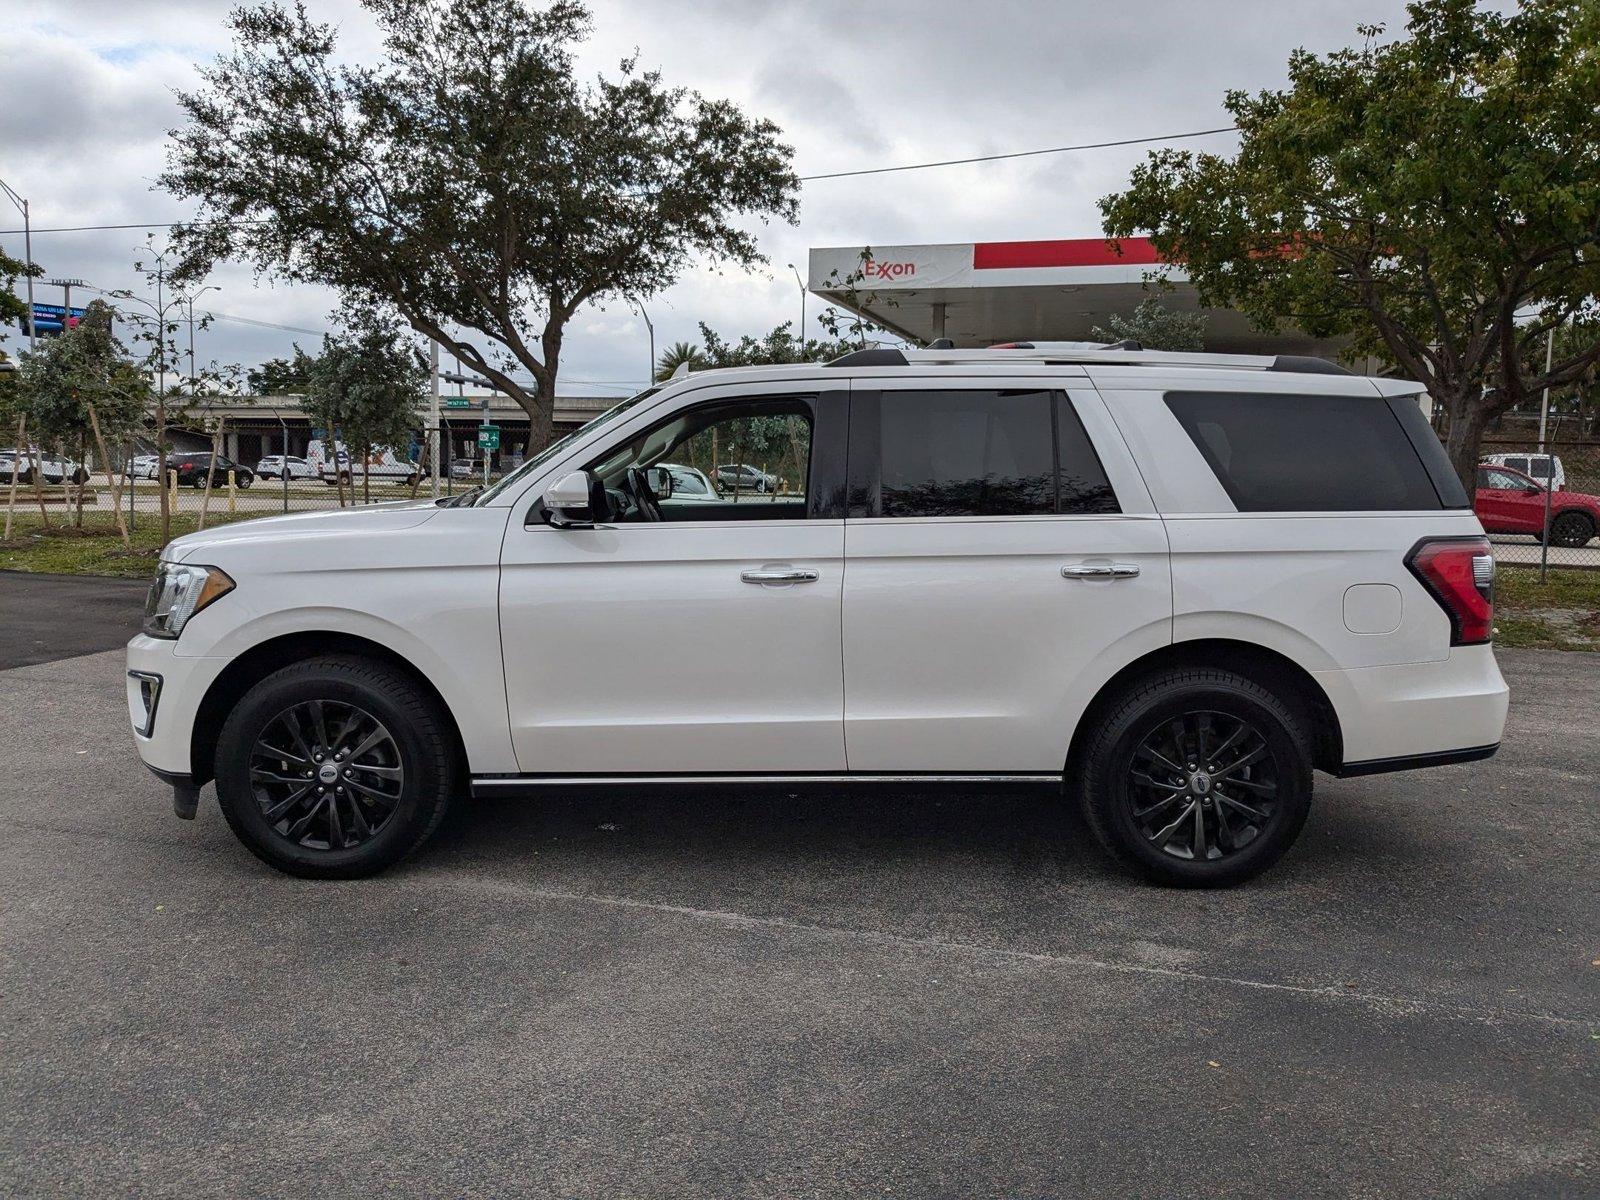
top-left (198, 422), bottom-right (222, 531)
top-left (362, 444), bottom-right (371, 505)
top-left (88, 405), bottom-right (131, 551)
top-left (156, 396), bottom-right (170, 546)
top-left (29, 443), bottom-right (49, 528)
top-left (1441, 392), bottom-right (1491, 493)
top-left (74, 434), bottom-right (87, 528)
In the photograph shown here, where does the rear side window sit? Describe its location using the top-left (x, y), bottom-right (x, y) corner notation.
top-left (857, 390), bottom-right (1119, 518)
top-left (1164, 391), bottom-right (1455, 512)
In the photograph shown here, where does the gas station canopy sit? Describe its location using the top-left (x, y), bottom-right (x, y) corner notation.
top-left (807, 236), bottom-right (1345, 357)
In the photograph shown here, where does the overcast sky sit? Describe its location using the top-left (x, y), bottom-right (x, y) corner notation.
top-left (4, 0), bottom-right (1446, 395)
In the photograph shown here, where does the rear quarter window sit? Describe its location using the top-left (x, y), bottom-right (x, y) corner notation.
top-left (1164, 391), bottom-right (1459, 512)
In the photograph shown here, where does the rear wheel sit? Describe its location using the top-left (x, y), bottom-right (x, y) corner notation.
top-left (1077, 667), bottom-right (1313, 887)
top-left (214, 655), bottom-right (458, 878)
top-left (1549, 510), bottom-right (1596, 548)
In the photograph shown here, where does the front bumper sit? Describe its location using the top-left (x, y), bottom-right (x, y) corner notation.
top-left (125, 634), bottom-right (231, 780)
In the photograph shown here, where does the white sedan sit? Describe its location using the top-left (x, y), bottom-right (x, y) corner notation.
top-left (255, 455), bottom-right (316, 481)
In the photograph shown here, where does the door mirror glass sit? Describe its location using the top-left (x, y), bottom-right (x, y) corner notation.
top-left (645, 466), bottom-right (674, 498)
top-left (542, 470), bottom-right (595, 528)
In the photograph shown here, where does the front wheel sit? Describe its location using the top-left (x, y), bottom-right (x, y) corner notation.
top-left (1549, 510), bottom-right (1596, 548)
top-left (236, 473), bottom-right (252, 490)
top-left (1077, 668), bottom-right (1314, 887)
top-left (214, 655), bottom-right (458, 878)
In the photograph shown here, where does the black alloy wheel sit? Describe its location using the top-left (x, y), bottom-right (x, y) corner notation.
top-left (248, 700), bottom-right (405, 852)
top-left (1077, 667), bottom-right (1313, 887)
top-left (214, 655), bottom-right (457, 878)
top-left (1126, 710), bottom-right (1280, 863)
top-left (1549, 510), bottom-right (1596, 548)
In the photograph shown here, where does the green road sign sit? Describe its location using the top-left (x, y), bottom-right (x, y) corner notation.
top-left (443, 397), bottom-right (473, 409)
top-left (477, 424), bottom-right (501, 450)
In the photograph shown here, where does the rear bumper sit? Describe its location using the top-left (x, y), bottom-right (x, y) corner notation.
top-left (1334, 742), bottom-right (1499, 778)
top-left (1316, 644), bottom-right (1510, 770)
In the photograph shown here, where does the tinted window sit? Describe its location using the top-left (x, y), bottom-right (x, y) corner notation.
top-left (877, 390), bottom-right (1056, 517)
top-left (1165, 391), bottom-right (1445, 512)
top-left (1056, 398), bottom-right (1120, 515)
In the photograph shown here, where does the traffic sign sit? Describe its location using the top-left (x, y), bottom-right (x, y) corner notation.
top-left (443, 397), bottom-right (473, 409)
top-left (477, 424), bottom-right (501, 450)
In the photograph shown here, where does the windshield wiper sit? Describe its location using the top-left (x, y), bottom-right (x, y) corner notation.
top-left (435, 486), bottom-right (484, 508)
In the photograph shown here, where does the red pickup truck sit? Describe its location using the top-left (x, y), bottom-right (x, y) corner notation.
top-left (1475, 464), bottom-right (1599, 547)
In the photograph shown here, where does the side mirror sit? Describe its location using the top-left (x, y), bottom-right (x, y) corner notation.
top-left (542, 470), bottom-right (596, 528)
top-left (1522, 485), bottom-right (1542, 496)
top-left (646, 466), bottom-right (674, 498)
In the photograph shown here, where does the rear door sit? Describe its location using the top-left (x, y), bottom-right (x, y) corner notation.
top-left (840, 381), bottom-right (1171, 772)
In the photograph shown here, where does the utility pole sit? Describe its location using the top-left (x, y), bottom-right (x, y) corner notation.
top-left (428, 339), bottom-right (441, 499)
top-left (182, 286), bottom-right (221, 396)
top-left (0, 178), bottom-right (35, 349)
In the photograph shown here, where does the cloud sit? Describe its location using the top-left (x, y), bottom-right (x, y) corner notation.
top-left (6, 0), bottom-right (1446, 391)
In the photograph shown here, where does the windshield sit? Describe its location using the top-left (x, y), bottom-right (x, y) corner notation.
top-left (470, 385), bottom-right (664, 506)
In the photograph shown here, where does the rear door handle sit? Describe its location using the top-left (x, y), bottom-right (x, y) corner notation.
top-left (1061, 563), bottom-right (1141, 580)
top-left (741, 568), bottom-right (819, 584)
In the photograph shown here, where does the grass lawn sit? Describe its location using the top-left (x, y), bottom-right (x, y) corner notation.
top-left (4, 509), bottom-right (1598, 651)
top-left (0, 511), bottom-right (261, 578)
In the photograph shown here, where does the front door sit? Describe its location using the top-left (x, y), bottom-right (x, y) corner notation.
top-left (498, 387), bottom-right (848, 774)
top-left (1475, 466), bottom-right (1542, 534)
top-left (841, 383), bottom-right (1172, 772)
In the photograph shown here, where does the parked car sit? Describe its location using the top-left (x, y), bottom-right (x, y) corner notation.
top-left (450, 458), bottom-right (484, 480)
top-left (1474, 464), bottom-right (1599, 547)
top-left (715, 462), bottom-right (777, 493)
top-left (130, 454), bottom-right (162, 480)
top-left (128, 344), bottom-right (1508, 886)
top-left (0, 449), bottom-right (89, 485)
top-left (656, 463), bottom-right (720, 501)
top-left (165, 452), bottom-right (254, 490)
top-left (1480, 452), bottom-right (1565, 492)
top-left (254, 455), bottom-right (315, 481)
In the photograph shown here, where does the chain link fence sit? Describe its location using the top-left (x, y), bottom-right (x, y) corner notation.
top-left (1476, 435), bottom-right (1600, 573)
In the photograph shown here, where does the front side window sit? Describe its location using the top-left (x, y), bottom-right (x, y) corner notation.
top-left (585, 397), bottom-right (814, 523)
top-left (853, 389), bottom-right (1119, 518)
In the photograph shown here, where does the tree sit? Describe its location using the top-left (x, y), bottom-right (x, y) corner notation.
top-left (304, 307), bottom-right (426, 504)
top-left (1099, 0), bottom-right (1600, 486)
top-left (0, 248), bottom-right (36, 345)
top-left (161, 0), bottom-right (799, 456)
top-left (1090, 297), bottom-right (1207, 352)
top-left (247, 351), bottom-right (316, 396)
top-left (653, 341), bottom-right (706, 383)
top-left (692, 321), bottom-right (856, 370)
top-left (16, 301), bottom-right (149, 539)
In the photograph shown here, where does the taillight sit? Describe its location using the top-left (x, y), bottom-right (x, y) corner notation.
top-left (1406, 537), bottom-right (1494, 645)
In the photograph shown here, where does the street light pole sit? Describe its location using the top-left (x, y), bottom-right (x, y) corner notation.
top-left (787, 262), bottom-right (806, 339)
top-left (182, 286), bottom-right (221, 396)
top-left (428, 339), bottom-right (441, 499)
top-left (630, 296), bottom-right (654, 383)
top-left (0, 178), bottom-right (35, 349)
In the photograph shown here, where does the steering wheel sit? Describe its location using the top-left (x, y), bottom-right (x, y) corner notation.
top-left (625, 466), bottom-right (663, 522)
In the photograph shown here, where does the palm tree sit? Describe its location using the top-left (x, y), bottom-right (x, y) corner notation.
top-left (654, 341), bottom-right (706, 382)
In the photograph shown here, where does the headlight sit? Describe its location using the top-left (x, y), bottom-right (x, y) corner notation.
top-left (143, 563), bottom-right (235, 639)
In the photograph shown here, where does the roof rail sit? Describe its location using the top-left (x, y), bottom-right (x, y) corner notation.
top-left (824, 342), bottom-right (1351, 375)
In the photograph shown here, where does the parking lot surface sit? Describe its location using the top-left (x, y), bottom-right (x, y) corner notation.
top-left (1, 589), bottom-right (1595, 1196)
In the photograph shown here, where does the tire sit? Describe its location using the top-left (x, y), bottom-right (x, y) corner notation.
top-left (214, 655), bottom-right (459, 879)
top-left (1077, 667), bottom-right (1314, 887)
top-left (192, 478), bottom-right (206, 489)
top-left (237, 473), bottom-right (253, 490)
top-left (1549, 510), bottom-right (1596, 549)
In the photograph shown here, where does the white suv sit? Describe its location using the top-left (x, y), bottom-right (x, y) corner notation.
top-left (126, 345), bottom-right (1508, 886)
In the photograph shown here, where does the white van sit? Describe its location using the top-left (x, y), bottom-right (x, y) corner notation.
top-left (127, 345), bottom-right (1507, 886)
top-left (1479, 452), bottom-right (1565, 491)
top-left (306, 438), bottom-right (420, 487)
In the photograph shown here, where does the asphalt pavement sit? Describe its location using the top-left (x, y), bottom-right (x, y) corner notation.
top-left (0, 571), bottom-right (149, 669)
top-left (0, 576), bottom-right (1595, 1198)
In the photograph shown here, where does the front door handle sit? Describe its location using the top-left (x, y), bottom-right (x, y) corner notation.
top-left (1061, 563), bottom-right (1141, 580)
top-left (741, 568), bottom-right (819, 584)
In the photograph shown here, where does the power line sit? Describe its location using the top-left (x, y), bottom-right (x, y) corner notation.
top-left (0, 125), bottom-right (1238, 236)
top-left (797, 125), bottom-right (1237, 181)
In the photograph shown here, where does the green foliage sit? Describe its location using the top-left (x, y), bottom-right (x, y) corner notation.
top-left (1099, 0), bottom-right (1600, 483)
top-left (653, 341), bottom-right (706, 383)
top-left (304, 306), bottom-right (426, 461)
top-left (0, 248), bottom-right (37, 348)
top-left (247, 350), bottom-right (317, 396)
top-left (16, 301), bottom-right (150, 447)
top-left (160, 0), bottom-right (799, 453)
top-left (692, 321), bottom-right (855, 370)
top-left (1090, 297), bottom-right (1207, 352)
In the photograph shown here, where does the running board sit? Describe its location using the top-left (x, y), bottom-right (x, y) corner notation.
top-left (471, 773), bottom-right (1062, 799)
